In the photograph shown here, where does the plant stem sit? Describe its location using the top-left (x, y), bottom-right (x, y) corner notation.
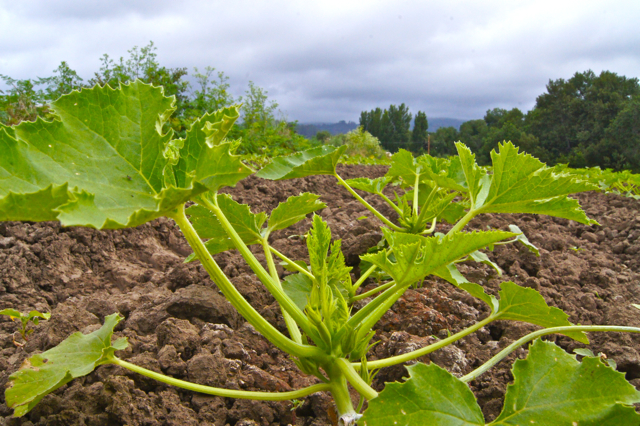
top-left (326, 363), bottom-right (359, 425)
top-left (353, 314), bottom-right (496, 371)
top-left (169, 205), bottom-right (320, 360)
top-left (351, 264), bottom-right (378, 294)
top-left (334, 173), bottom-right (404, 232)
top-left (378, 192), bottom-right (403, 215)
top-left (412, 169), bottom-right (421, 216)
top-left (446, 209), bottom-right (477, 236)
top-left (111, 357), bottom-right (330, 400)
top-left (350, 281), bottom-right (395, 302)
top-left (262, 237), bottom-right (302, 344)
top-left (460, 325), bottom-right (640, 383)
top-left (199, 195), bottom-right (315, 340)
top-left (269, 246), bottom-right (316, 281)
top-left (335, 358), bottom-right (378, 400)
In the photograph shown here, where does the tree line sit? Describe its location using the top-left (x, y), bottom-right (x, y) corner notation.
top-left (0, 42), bottom-right (315, 157)
top-left (362, 70), bottom-right (640, 172)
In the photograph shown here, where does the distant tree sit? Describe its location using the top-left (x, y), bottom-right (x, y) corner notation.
top-left (315, 130), bottom-right (332, 143)
top-left (186, 66), bottom-right (239, 120)
top-left (525, 70), bottom-right (640, 168)
top-left (458, 119), bottom-right (487, 155)
top-left (0, 75), bottom-right (48, 125)
top-left (430, 126), bottom-right (459, 157)
top-left (478, 107), bottom-right (538, 164)
top-left (411, 111), bottom-right (428, 152)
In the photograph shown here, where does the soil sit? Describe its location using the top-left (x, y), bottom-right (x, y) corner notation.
top-left (1, 164), bottom-right (640, 426)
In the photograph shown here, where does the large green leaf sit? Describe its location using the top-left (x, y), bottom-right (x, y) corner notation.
top-left (255, 145), bottom-right (346, 180)
top-left (490, 340), bottom-right (640, 425)
top-left (267, 193), bottom-right (325, 233)
top-left (459, 142), bottom-right (599, 224)
top-left (362, 229), bottom-right (515, 287)
top-left (6, 313), bottom-right (127, 417)
top-left (495, 282), bottom-right (588, 344)
top-left (419, 154), bottom-right (468, 192)
top-left (361, 362), bottom-right (485, 426)
top-left (0, 82), bottom-right (246, 229)
top-left (282, 272), bottom-right (314, 311)
top-left (342, 176), bottom-right (391, 195)
top-left (386, 149), bottom-right (421, 186)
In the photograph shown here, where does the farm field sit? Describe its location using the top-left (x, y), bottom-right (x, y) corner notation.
top-left (1, 163), bottom-right (640, 426)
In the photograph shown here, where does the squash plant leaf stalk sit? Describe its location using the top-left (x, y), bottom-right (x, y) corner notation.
top-left (2, 81), bottom-right (640, 425)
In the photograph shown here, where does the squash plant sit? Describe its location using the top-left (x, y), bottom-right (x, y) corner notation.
top-left (2, 81), bottom-right (640, 425)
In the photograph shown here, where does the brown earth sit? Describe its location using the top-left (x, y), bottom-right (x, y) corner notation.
top-left (1, 164), bottom-right (640, 426)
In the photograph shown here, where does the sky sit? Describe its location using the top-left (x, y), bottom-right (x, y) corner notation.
top-left (1, 0), bottom-right (639, 124)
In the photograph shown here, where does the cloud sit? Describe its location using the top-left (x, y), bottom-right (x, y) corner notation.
top-left (1, 0), bottom-right (639, 123)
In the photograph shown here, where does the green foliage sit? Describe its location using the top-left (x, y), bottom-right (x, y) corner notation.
top-left (0, 309), bottom-right (50, 343)
top-left (6, 314), bottom-right (126, 417)
top-left (3, 81), bottom-right (638, 425)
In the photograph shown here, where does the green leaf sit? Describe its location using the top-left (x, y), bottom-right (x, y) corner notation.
top-left (342, 176), bottom-right (391, 194)
top-left (468, 250), bottom-right (502, 275)
top-left (362, 229), bottom-right (515, 287)
top-left (490, 340), bottom-right (640, 425)
top-left (185, 194), bottom-right (265, 259)
top-left (456, 142), bottom-right (488, 203)
top-left (496, 281), bottom-right (588, 344)
top-left (471, 142), bottom-right (599, 225)
top-left (255, 145), bottom-right (346, 180)
top-left (6, 313), bottom-right (127, 417)
top-left (508, 225), bottom-right (539, 256)
top-left (282, 273), bottom-right (314, 311)
top-left (419, 154), bottom-right (468, 192)
top-left (386, 149), bottom-right (421, 186)
top-left (435, 264), bottom-right (499, 312)
top-left (267, 193), bottom-right (325, 233)
top-left (361, 362), bottom-right (485, 426)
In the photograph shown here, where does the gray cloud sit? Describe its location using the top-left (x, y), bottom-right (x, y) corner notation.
top-left (1, 0), bottom-right (638, 123)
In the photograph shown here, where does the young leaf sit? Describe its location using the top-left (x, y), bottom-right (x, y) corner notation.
top-left (508, 224), bottom-right (539, 256)
top-left (386, 149), bottom-right (421, 186)
top-left (490, 340), bottom-right (640, 425)
top-left (435, 264), bottom-right (499, 312)
top-left (361, 362), bottom-right (485, 426)
top-left (362, 229), bottom-right (515, 287)
top-left (267, 193), bottom-right (325, 233)
top-left (6, 313), bottom-right (127, 417)
top-left (255, 145), bottom-right (347, 180)
top-left (282, 273), bottom-right (314, 311)
top-left (418, 154), bottom-right (468, 192)
top-left (495, 281), bottom-right (588, 344)
top-left (342, 176), bottom-right (391, 195)
top-left (166, 106), bottom-right (252, 192)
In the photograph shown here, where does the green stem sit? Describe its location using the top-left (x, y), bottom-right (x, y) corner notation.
top-left (412, 170), bottom-right (421, 216)
top-left (460, 325), bottom-right (640, 383)
top-left (111, 357), bottom-right (330, 400)
top-left (327, 364), bottom-right (359, 424)
top-left (335, 358), bottom-right (378, 400)
top-left (262, 237), bottom-right (302, 344)
top-left (269, 246), bottom-right (316, 281)
top-left (353, 285), bottom-right (409, 343)
top-left (351, 264), bottom-right (378, 294)
top-left (350, 281), bottom-right (395, 302)
top-left (353, 314), bottom-right (496, 370)
top-left (420, 217), bottom-right (437, 234)
top-left (378, 192), bottom-right (403, 215)
top-left (446, 209), bottom-right (477, 235)
top-left (346, 283), bottom-right (402, 330)
top-left (198, 195), bottom-right (315, 340)
top-left (335, 173), bottom-right (404, 232)
top-left (169, 206), bottom-right (320, 360)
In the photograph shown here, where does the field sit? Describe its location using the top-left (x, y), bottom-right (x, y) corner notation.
top-left (1, 163), bottom-right (640, 426)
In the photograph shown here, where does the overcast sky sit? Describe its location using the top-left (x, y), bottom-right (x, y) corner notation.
top-left (1, 1), bottom-right (639, 124)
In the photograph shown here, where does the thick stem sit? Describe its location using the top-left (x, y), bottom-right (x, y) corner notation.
top-left (169, 206), bottom-right (321, 359)
top-left (353, 314), bottom-right (496, 371)
top-left (111, 357), bottom-right (330, 400)
top-left (460, 325), bottom-right (640, 383)
top-left (334, 173), bottom-right (404, 232)
top-left (446, 209), bottom-right (477, 235)
top-left (327, 364), bottom-right (360, 425)
top-left (412, 169), bottom-right (421, 216)
top-left (335, 358), bottom-right (378, 400)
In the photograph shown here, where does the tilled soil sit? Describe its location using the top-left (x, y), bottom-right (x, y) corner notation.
top-left (1, 164), bottom-right (640, 426)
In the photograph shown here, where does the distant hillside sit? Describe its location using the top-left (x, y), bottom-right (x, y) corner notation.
top-left (297, 118), bottom-right (466, 138)
top-left (296, 121), bottom-right (358, 138)
top-left (428, 117), bottom-right (466, 131)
